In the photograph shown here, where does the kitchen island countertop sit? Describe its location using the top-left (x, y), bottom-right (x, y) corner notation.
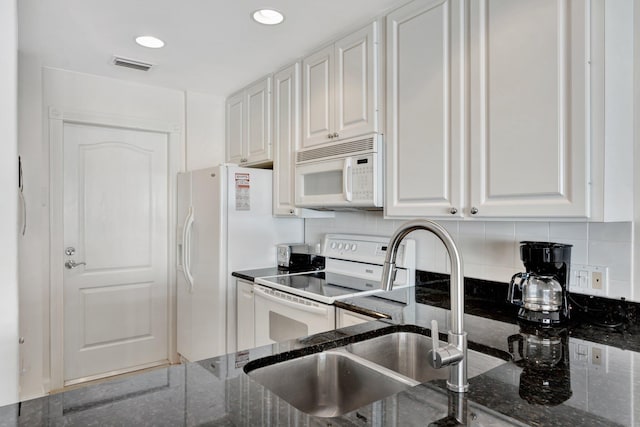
top-left (2, 269), bottom-right (638, 426)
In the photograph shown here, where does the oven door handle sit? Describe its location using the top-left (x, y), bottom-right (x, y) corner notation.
top-left (254, 286), bottom-right (329, 315)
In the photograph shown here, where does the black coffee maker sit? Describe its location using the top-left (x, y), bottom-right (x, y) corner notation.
top-left (508, 241), bottom-right (572, 325)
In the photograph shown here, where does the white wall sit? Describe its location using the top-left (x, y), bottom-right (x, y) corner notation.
top-left (306, 214), bottom-right (635, 300)
top-left (18, 65), bottom-right (186, 400)
top-left (0, 0), bottom-right (19, 406)
top-left (185, 91), bottom-right (226, 170)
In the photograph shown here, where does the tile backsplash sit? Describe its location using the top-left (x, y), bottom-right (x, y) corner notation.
top-left (305, 212), bottom-right (633, 300)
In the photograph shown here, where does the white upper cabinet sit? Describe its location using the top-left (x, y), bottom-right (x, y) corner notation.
top-left (385, 0), bottom-right (465, 218)
top-left (468, 0), bottom-right (587, 218)
top-left (335, 23), bottom-right (379, 140)
top-left (273, 63), bottom-right (300, 216)
top-left (302, 45), bottom-right (334, 148)
top-left (225, 91), bottom-right (245, 165)
top-left (385, 0), bottom-right (629, 220)
top-left (302, 21), bottom-right (382, 149)
top-left (225, 75), bottom-right (272, 166)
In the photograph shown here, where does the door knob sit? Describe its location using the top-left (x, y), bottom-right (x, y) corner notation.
top-left (65, 260), bottom-right (86, 269)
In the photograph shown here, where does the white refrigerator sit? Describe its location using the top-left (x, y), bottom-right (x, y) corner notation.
top-left (176, 165), bottom-right (303, 362)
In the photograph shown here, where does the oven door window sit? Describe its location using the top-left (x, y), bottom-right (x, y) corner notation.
top-left (253, 287), bottom-right (335, 347)
top-left (269, 311), bottom-right (308, 343)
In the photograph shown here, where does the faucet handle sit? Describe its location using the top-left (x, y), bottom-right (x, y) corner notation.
top-left (431, 320), bottom-right (439, 365)
top-left (429, 323), bottom-right (464, 369)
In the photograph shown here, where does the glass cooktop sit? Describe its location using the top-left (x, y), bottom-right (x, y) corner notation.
top-left (255, 271), bottom-right (409, 305)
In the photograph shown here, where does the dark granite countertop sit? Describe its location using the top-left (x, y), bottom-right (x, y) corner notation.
top-left (2, 268), bottom-right (638, 426)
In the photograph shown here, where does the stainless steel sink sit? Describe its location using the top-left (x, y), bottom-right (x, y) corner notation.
top-left (246, 331), bottom-right (507, 418)
top-left (343, 332), bottom-right (450, 383)
top-left (343, 332), bottom-right (506, 383)
top-left (247, 350), bottom-right (411, 418)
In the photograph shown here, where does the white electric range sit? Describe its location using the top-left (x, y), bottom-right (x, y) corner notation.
top-left (252, 234), bottom-right (416, 346)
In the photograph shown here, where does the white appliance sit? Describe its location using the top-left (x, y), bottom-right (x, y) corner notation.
top-left (253, 234), bottom-right (415, 347)
top-left (295, 134), bottom-right (383, 208)
top-left (177, 165), bottom-right (303, 362)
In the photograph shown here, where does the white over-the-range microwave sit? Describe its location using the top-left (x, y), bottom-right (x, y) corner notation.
top-left (294, 134), bottom-right (383, 209)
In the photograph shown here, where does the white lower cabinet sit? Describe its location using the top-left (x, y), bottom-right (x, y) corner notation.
top-left (236, 279), bottom-right (255, 351)
top-left (336, 308), bottom-right (376, 328)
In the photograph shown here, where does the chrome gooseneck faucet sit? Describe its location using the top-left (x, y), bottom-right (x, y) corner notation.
top-left (381, 219), bottom-right (468, 392)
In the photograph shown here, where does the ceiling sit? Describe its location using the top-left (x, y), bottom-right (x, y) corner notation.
top-left (18, 0), bottom-right (404, 97)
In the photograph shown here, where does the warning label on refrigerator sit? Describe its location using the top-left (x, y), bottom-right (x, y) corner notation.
top-left (235, 173), bottom-right (250, 210)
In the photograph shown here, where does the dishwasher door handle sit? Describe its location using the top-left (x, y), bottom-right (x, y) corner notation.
top-left (253, 286), bottom-right (329, 315)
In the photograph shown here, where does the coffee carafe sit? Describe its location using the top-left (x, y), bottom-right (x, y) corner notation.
top-left (508, 324), bottom-right (572, 406)
top-left (508, 241), bottom-right (572, 325)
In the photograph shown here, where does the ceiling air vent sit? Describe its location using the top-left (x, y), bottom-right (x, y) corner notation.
top-left (112, 56), bottom-right (154, 72)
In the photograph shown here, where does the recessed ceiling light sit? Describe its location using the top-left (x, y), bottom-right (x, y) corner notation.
top-left (252, 9), bottom-right (285, 25)
top-left (135, 35), bottom-right (165, 49)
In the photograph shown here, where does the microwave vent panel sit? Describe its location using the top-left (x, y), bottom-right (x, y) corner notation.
top-left (297, 137), bottom-right (375, 163)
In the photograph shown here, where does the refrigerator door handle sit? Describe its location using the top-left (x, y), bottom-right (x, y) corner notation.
top-left (183, 206), bottom-right (195, 292)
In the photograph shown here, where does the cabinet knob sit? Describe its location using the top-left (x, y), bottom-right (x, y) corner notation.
top-left (470, 207), bottom-right (479, 215)
top-left (328, 133), bottom-right (334, 139)
top-left (289, 209), bottom-right (295, 214)
top-left (333, 132), bottom-right (339, 138)
top-left (449, 207), bottom-right (458, 215)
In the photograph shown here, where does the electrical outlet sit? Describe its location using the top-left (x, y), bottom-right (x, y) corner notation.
top-left (592, 271), bottom-right (603, 290)
top-left (569, 264), bottom-right (608, 297)
top-left (591, 347), bottom-right (603, 365)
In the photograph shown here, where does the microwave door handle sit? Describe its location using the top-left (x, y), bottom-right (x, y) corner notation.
top-left (343, 158), bottom-right (352, 202)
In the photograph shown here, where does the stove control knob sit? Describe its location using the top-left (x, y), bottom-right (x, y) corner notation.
top-left (330, 242), bottom-right (337, 249)
top-left (338, 243), bottom-right (343, 250)
top-left (351, 244), bottom-right (357, 251)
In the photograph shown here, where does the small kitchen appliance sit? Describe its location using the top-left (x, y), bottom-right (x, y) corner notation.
top-left (508, 241), bottom-right (572, 325)
top-left (294, 134), bottom-right (383, 209)
top-left (276, 243), bottom-right (313, 270)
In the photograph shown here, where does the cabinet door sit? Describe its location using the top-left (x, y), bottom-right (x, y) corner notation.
top-left (245, 77), bottom-right (272, 164)
top-left (385, 0), bottom-right (465, 218)
top-left (469, 0), bottom-right (588, 218)
top-left (334, 21), bottom-right (379, 140)
top-left (273, 64), bottom-right (301, 216)
top-left (225, 91), bottom-right (245, 164)
top-left (302, 44), bottom-right (335, 148)
top-left (236, 280), bottom-right (255, 351)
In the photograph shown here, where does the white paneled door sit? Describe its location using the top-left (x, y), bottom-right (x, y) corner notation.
top-left (62, 123), bottom-right (169, 384)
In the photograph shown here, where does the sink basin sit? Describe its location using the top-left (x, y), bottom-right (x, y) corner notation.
top-left (343, 332), bottom-right (450, 383)
top-left (245, 330), bottom-right (507, 418)
top-left (344, 332), bottom-right (506, 383)
top-left (247, 350), bottom-right (411, 417)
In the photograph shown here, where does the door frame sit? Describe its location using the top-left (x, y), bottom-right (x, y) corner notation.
top-left (48, 106), bottom-right (181, 391)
